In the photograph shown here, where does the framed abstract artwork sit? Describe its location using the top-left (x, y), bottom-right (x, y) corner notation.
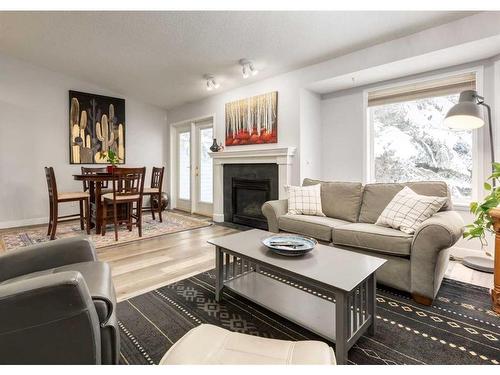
top-left (69, 90), bottom-right (125, 164)
top-left (225, 91), bottom-right (278, 146)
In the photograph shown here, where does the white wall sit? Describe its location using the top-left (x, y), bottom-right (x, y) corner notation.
top-left (167, 73), bottom-right (303, 194)
top-left (0, 53), bottom-right (167, 228)
top-left (299, 89), bottom-right (322, 180)
top-left (320, 89), bottom-right (365, 182)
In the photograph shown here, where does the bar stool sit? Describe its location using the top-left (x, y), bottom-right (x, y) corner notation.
top-left (45, 167), bottom-right (90, 240)
top-left (81, 166), bottom-right (110, 192)
top-left (102, 167), bottom-right (146, 241)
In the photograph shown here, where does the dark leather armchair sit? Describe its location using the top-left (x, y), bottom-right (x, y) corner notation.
top-left (0, 237), bottom-right (119, 364)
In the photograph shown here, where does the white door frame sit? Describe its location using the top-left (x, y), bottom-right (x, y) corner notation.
top-left (169, 114), bottom-right (216, 215)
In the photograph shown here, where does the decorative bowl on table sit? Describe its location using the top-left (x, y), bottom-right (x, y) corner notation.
top-left (262, 234), bottom-right (317, 257)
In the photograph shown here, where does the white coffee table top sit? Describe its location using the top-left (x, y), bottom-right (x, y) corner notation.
top-left (208, 229), bottom-right (386, 292)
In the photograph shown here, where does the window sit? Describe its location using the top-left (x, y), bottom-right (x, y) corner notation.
top-left (367, 72), bottom-right (477, 204)
top-left (178, 131), bottom-right (191, 200)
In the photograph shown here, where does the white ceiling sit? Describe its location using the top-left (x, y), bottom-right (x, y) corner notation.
top-left (0, 11), bottom-right (476, 109)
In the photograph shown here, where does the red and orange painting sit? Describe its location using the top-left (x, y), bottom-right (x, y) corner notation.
top-left (225, 91), bottom-right (278, 146)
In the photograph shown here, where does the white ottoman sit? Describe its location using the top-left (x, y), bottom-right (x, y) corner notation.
top-left (160, 324), bottom-right (336, 365)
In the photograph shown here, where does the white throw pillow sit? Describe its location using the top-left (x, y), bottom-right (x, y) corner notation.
top-left (375, 186), bottom-right (447, 234)
top-left (285, 184), bottom-right (325, 216)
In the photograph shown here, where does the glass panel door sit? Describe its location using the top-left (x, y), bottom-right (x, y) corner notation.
top-left (199, 127), bottom-right (213, 203)
top-left (176, 129), bottom-right (191, 210)
top-left (194, 123), bottom-right (213, 216)
top-left (173, 119), bottom-right (214, 215)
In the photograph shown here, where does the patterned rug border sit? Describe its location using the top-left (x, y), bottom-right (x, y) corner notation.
top-left (0, 211), bottom-right (212, 252)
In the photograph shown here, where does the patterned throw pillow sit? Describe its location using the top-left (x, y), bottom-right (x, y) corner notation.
top-left (375, 186), bottom-right (447, 234)
top-left (285, 184), bottom-right (325, 216)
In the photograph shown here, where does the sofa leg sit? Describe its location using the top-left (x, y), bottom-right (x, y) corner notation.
top-left (412, 293), bottom-right (433, 306)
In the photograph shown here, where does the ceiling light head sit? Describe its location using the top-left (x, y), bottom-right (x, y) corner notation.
top-left (239, 58), bottom-right (258, 78)
top-left (203, 74), bottom-right (220, 91)
top-left (249, 64), bottom-right (258, 76)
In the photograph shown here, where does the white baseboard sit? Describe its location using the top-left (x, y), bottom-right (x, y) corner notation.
top-left (0, 217), bottom-right (47, 229)
top-left (212, 213), bottom-right (224, 223)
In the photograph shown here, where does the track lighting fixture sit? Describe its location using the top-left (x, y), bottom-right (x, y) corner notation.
top-left (239, 59), bottom-right (258, 79)
top-left (203, 74), bottom-right (220, 91)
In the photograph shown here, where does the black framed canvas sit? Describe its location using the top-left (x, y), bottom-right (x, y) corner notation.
top-left (69, 90), bottom-right (125, 164)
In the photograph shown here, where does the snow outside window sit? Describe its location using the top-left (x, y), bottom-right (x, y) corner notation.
top-left (369, 93), bottom-right (473, 203)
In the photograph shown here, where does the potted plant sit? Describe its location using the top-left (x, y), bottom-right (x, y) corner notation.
top-left (463, 162), bottom-right (500, 258)
top-left (100, 150), bottom-right (121, 172)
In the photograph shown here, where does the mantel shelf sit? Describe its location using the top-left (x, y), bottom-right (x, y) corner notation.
top-left (208, 146), bottom-right (296, 160)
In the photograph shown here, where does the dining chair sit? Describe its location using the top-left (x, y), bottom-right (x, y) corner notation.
top-left (101, 167), bottom-right (146, 241)
top-left (143, 166), bottom-right (165, 222)
top-left (81, 166), bottom-right (109, 192)
top-left (45, 167), bottom-right (90, 240)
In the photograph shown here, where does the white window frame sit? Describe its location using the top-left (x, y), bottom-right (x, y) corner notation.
top-left (363, 66), bottom-right (485, 210)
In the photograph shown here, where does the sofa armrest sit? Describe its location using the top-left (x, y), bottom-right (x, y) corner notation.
top-left (262, 199), bottom-right (288, 233)
top-left (0, 237), bottom-right (97, 283)
top-left (0, 271), bottom-right (101, 364)
top-left (410, 211), bottom-right (464, 299)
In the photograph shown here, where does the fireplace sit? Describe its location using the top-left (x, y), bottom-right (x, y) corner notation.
top-left (224, 164), bottom-right (278, 229)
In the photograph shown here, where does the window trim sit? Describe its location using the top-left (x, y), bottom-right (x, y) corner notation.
top-left (363, 66), bottom-right (485, 209)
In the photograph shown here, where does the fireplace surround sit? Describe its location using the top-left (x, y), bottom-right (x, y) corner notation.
top-left (209, 147), bottom-right (296, 223)
top-left (223, 164), bottom-right (278, 228)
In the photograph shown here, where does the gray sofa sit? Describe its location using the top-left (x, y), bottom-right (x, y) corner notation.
top-left (0, 237), bottom-right (119, 364)
top-left (262, 179), bottom-right (464, 305)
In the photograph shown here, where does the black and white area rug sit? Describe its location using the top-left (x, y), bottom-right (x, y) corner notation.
top-left (117, 270), bottom-right (499, 365)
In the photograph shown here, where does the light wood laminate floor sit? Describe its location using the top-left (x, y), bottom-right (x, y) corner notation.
top-left (445, 259), bottom-right (493, 289)
top-left (98, 223), bottom-right (238, 301)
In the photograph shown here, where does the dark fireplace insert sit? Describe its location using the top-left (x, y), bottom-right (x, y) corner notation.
top-left (223, 164), bottom-right (278, 229)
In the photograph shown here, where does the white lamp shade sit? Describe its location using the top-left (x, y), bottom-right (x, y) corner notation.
top-left (444, 90), bottom-right (485, 130)
top-left (444, 114), bottom-right (484, 129)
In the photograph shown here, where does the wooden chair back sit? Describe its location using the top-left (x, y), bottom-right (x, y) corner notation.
top-left (151, 166), bottom-right (165, 190)
top-left (44, 166), bottom-right (58, 207)
top-left (111, 167), bottom-right (146, 200)
top-left (81, 166), bottom-right (108, 191)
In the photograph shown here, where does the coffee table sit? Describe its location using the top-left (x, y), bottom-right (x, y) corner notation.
top-left (208, 229), bottom-right (386, 365)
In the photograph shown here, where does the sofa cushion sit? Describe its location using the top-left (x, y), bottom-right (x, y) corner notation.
top-left (332, 223), bottom-right (413, 257)
top-left (358, 181), bottom-right (451, 224)
top-left (285, 184), bottom-right (325, 216)
top-left (375, 186), bottom-right (447, 234)
top-left (1, 261), bottom-right (115, 324)
top-left (279, 214), bottom-right (349, 242)
top-left (302, 179), bottom-right (363, 222)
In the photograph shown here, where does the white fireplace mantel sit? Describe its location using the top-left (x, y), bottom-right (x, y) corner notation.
top-left (209, 146), bottom-right (296, 222)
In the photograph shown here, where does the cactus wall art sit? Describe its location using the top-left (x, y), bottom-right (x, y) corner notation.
top-left (225, 91), bottom-right (277, 146)
top-left (69, 91), bottom-right (125, 164)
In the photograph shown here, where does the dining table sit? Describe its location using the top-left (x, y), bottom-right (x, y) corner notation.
top-left (73, 172), bottom-right (121, 234)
